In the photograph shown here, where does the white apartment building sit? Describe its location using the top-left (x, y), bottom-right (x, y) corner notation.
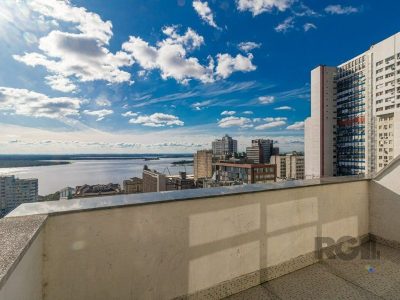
top-left (271, 153), bottom-right (305, 181)
top-left (142, 167), bottom-right (167, 193)
top-left (372, 35), bottom-right (400, 171)
top-left (305, 32), bottom-right (400, 177)
top-left (0, 176), bottom-right (38, 217)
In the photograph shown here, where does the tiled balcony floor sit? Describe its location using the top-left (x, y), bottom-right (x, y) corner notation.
top-left (225, 242), bottom-right (400, 300)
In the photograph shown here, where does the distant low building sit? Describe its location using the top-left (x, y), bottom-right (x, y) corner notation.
top-left (166, 172), bottom-right (195, 190)
top-left (0, 176), bottom-right (38, 217)
top-left (271, 152), bottom-right (305, 181)
top-left (194, 150), bottom-right (213, 180)
top-left (142, 166), bottom-right (166, 193)
top-left (214, 162), bottom-right (276, 184)
top-left (59, 187), bottom-right (75, 200)
top-left (74, 183), bottom-right (121, 198)
top-left (123, 177), bottom-right (143, 194)
top-left (196, 178), bottom-right (240, 188)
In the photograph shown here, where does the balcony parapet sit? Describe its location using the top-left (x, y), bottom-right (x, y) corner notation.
top-left (7, 175), bottom-right (369, 218)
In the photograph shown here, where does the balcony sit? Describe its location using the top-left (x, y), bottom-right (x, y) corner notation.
top-left (1, 157), bottom-right (400, 300)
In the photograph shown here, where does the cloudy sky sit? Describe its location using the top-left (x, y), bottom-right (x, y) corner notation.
top-left (0, 0), bottom-right (398, 154)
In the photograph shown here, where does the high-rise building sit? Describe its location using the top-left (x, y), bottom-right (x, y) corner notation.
top-left (305, 32), bottom-right (400, 177)
top-left (193, 150), bottom-right (213, 180)
top-left (271, 153), bottom-right (305, 181)
top-left (0, 176), bottom-right (38, 217)
top-left (212, 134), bottom-right (238, 156)
top-left (142, 166), bottom-right (166, 193)
top-left (246, 146), bottom-right (262, 163)
top-left (246, 139), bottom-right (274, 163)
top-left (305, 65), bottom-right (337, 179)
top-left (214, 162), bottom-right (276, 184)
top-left (272, 147), bottom-right (280, 155)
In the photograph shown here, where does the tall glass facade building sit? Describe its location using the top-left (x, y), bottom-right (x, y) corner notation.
top-left (305, 32), bottom-right (400, 178)
top-left (336, 54), bottom-right (369, 175)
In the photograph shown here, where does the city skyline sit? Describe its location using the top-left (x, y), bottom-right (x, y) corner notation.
top-left (0, 0), bottom-right (398, 154)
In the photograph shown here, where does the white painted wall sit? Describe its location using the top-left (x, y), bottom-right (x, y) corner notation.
top-left (0, 231), bottom-right (43, 300)
top-left (370, 156), bottom-right (400, 243)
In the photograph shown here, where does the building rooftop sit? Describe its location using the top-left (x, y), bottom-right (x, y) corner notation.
top-left (0, 156), bottom-right (399, 299)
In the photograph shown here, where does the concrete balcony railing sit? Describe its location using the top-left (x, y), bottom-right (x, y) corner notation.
top-left (0, 157), bottom-right (400, 300)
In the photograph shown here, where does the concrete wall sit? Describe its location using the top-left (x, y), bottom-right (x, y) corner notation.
top-left (42, 181), bottom-right (369, 300)
top-left (0, 231), bottom-right (43, 300)
top-left (370, 157), bottom-right (400, 243)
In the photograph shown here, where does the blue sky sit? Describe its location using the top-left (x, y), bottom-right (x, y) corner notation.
top-left (0, 0), bottom-right (399, 154)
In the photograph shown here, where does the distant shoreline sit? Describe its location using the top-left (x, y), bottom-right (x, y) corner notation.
top-left (0, 160), bottom-right (71, 168)
top-left (0, 154), bottom-right (194, 162)
top-left (0, 154), bottom-right (194, 169)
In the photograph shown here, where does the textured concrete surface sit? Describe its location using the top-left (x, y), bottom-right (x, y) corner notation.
top-left (41, 180), bottom-right (369, 300)
top-left (7, 176), bottom-right (368, 217)
top-left (0, 215), bottom-right (47, 289)
top-left (0, 230), bottom-right (44, 300)
top-left (225, 242), bottom-right (400, 300)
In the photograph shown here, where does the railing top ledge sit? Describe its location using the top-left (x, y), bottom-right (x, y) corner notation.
top-left (6, 176), bottom-right (369, 218)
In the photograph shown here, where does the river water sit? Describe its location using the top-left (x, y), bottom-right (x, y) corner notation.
top-left (0, 158), bottom-right (193, 195)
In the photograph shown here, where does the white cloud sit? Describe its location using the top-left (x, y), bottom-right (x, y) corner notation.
top-left (83, 109), bottom-right (113, 121)
top-left (14, 31), bottom-right (133, 91)
top-left (45, 75), bottom-right (77, 93)
top-left (325, 5), bottom-right (359, 15)
top-left (122, 27), bottom-right (214, 84)
top-left (122, 26), bottom-right (257, 84)
top-left (0, 87), bottom-right (81, 119)
top-left (303, 23), bottom-right (317, 32)
top-left (0, 0), bottom-right (58, 48)
top-left (121, 111), bottom-right (138, 117)
top-left (215, 53), bottom-right (256, 79)
top-left (221, 110), bottom-right (236, 116)
top-left (217, 116), bottom-right (287, 129)
top-left (274, 106), bottom-right (293, 110)
top-left (236, 0), bottom-right (294, 16)
top-left (191, 100), bottom-right (212, 110)
top-left (264, 117), bottom-right (287, 122)
top-left (160, 25), bottom-right (205, 50)
top-left (0, 123), bottom-right (304, 154)
top-left (259, 96), bottom-right (275, 104)
top-left (13, 0), bottom-right (134, 92)
top-left (238, 42), bottom-right (261, 53)
top-left (218, 116), bottom-right (253, 128)
top-left (192, 0), bottom-right (219, 29)
top-left (292, 3), bottom-right (319, 17)
top-left (286, 121), bottom-right (304, 130)
top-left (275, 17), bottom-right (295, 33)
top-left (255, 120), bottom-right (286, 130)
top-left (28, 0), bottom-right (113, 43)
top-left (129, 113), bottom-right (184, 127)
top-left (96, 98), bottom-right (112, 107)
top-left (243, 110), bottom-right (254, 115)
